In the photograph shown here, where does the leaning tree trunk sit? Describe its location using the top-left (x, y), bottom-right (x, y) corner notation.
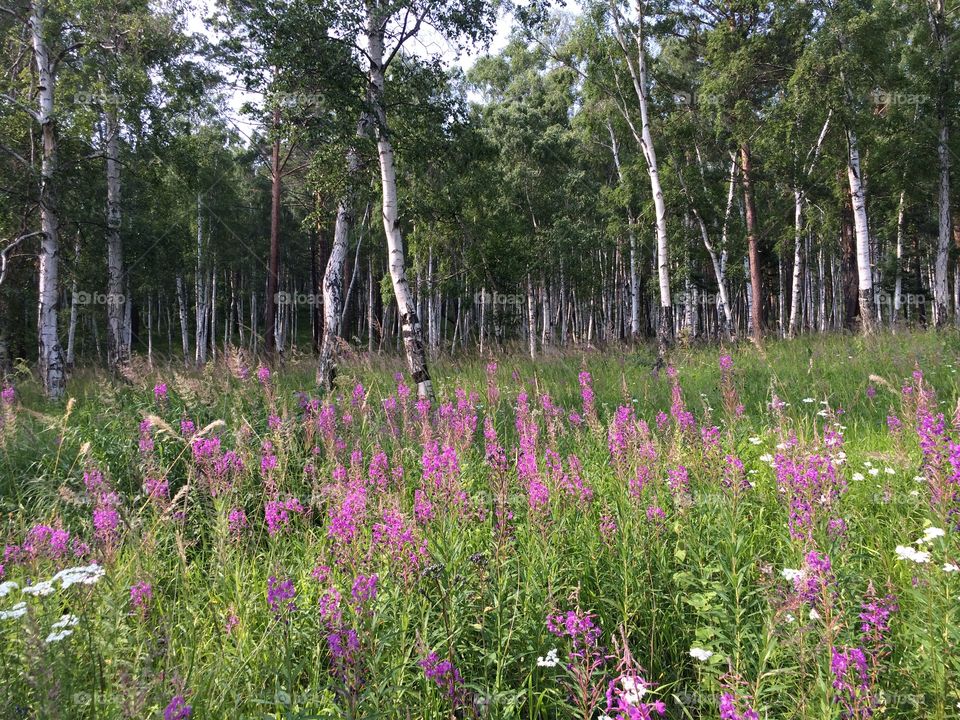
top-left (31, 0), bottom-right (65, 399)
top-left (366, 13), bottom-right (433, 400)
top-left (740, 142), bottom-right (763, 343)
top-left (609, 3), bottom-right (672, 359)
top-left (317, 113), bottom-right (367, 390)
top-left (317, 170), bottom-right (353, 390)
top-left (845, 128), bottom-right (876, 333)
top-left (105, 107), bottom-right (128, 370)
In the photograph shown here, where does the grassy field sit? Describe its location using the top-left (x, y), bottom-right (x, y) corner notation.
top-left (1, 330), bottom-right (959, 719)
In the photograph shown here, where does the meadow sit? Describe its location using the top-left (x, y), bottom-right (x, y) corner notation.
top-left (1, 331), bottom-right (959, 719)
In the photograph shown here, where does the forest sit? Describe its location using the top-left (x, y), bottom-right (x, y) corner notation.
top-left (0, 0), bottom-right (957, 398)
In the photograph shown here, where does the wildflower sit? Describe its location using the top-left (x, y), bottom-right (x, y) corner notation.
top-left (944, 563), bottom-right (959, 573)
top-left (51, 613), bottom-right (79, 629)
top-left (350, 574), bottom-right (378, 608)
top-left (228, 507), bottom-right (248, 537)
top-left (130, 582), bottom-right (152, 615)
top-left (256, 365), bottom-right (271, 384)
top-left (1, 385), bottom-right (14, 404)
top-left (0, 602), bottom-right (26, 620)
top-left (45, 629), bottom-right (74, 643)
top-left (265, 497), bottom-right (304, 537)
top-left (917, 526), bottom-right (945, 543)
top-left (22, 580), bottom-right (55, 596)
top-left (895, 545), bottom-right (931, 563)
top-left (781, 568), bottom-right (803, 581)
top-left (689, 647), bottom-right (713, 661)
top-left (54, 564), bottom-right (104, 588)
top-left (605, 674), bottom-right (666, 719)
top-left (266, 576), bottom-right (297, 617)
top-left (154, 383), bottom-right (168, 401)
top-left (719, 692), bottom-right (759, 720)
top-left (420, 652), bottom-right (466, 705)
top-left (163, 695), bottom-right (192, 720)
top-left (537, 648), bottom-right (560, 667)
top-left (0, 580), bottom-right (17, 597)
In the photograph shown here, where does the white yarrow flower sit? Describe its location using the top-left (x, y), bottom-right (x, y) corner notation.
top-left (943, 563), bottom-right (959, 573)
top-left (895, 545), bottom-right (931, 563)
top-left (749, 437), bottom-right (762, 445)
top-left (0, 581), bottom-right (18, 597)
top-left (537, 648), bottom-right (560, 668)
top-left (781, 568), bottom-right (803, 581)
top-left (45, 629), bottom-right (73, 644)
top-left (0, 602), bottom-right (27, 620)
top-left (22, 580), bottom-right (55, 596)
top-left (852, 472), bottom-right (865, 481)
top-left (689, 647), bottom-right (713, 661)
top-left (51, 613), bottom-right (79, 630)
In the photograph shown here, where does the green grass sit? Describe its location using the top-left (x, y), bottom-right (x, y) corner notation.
top-left (1, 329), bottom-right (959, 719)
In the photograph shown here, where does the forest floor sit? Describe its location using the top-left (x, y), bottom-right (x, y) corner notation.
top-left (1, 330), bottom-right (959, 718)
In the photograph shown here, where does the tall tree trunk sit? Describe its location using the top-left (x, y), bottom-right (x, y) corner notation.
top-left (176, 273), bottom-right (189, 364)
top-left (264, 106), bottom-right (281, 357)
top-left (104, 107), bottom-right (127, 370)
top-left (893, 190), bottom-right (905, 326)
top-left (31, 0), bottom-right (65, 399)
top-left (788, 189), bottom-right (804, 337)
top-left (845, 128), bottom-right (876, 332)
top-left (66, 234), bottom-right (79, 368)
top-left (366, 10), bottom-right (433, 399)
top-left (740, 142), bottom-right (763, 343)
top-left (840, 189), bottom-right (859, 330)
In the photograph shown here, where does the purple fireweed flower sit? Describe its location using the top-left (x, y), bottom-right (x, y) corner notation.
top-left (605, 674), bottom-right (666, 719)
top-left (93, 507), bottom-right (120, 543)
top-left (130, 582), bottom-right (152, 615)
top-left (866, 385), bottom-right (877, 399)
top-left (180, 419), bottom-right (195, 436)
top-left (153, 383), bottom-right (167, 401)
top-left (579, 372), bottom-right (597, 424)
top-left (265, 497), bottom-right (304, 537)
top-left (350, 574), bottom-right (378, 608)
top-left (228, 507), bottom-right (248, 537)
top-left (719, 354), bottom-right (734, 372)
top-left (267, 576), bottom-right (297, 617)
top-left (163, 695), bottom-right (192, 720)
top-left (256, 365), bottom-right (271, 384)
top-left (600, 514), bottom-right (618, 542)
top-left (546, 609), bottom-right (603, 663)
top-left (667, 466), bottom-right (690, 498)
top-left (719, 692), bottom-right (759, 720)
top-left (1, 385), bottom-right (14, 404)
top-left (887, 415), bottom-right (902, 434)
top-left (420, 652), bottom-right (466, 705)
top-left (831, 646), bottom-right (871, 718)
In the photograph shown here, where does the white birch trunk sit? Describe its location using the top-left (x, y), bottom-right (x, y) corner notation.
top-left (846, 127), bottom-right (876, 332)
top-left (31, 0), bottom-right (65, 398)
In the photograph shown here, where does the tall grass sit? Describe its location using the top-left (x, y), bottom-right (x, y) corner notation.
top-left (0, 330), bottom-right (958, 718)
